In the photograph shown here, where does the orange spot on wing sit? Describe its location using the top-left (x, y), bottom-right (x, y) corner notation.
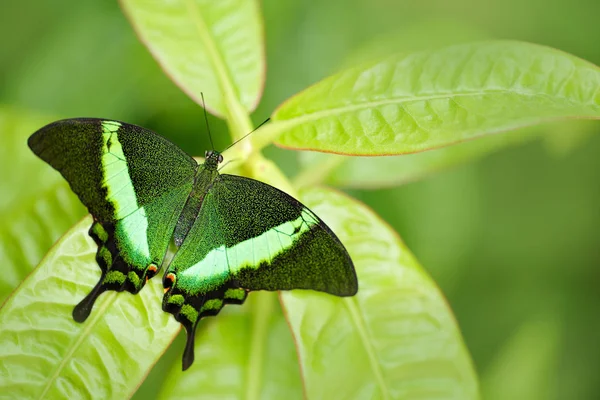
top-left (163, 272), bottom-right (176, 294)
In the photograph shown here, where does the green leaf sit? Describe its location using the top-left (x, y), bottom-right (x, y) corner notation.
top-left (268, 41), bottom-right (600, 155)
top-left (294, 119), bottom-right (598, 189)
top-left (0, 217), bottom-right (180, 398)
top-left (280, 187), bottom-right (479, 399)
top-left (0, 108), bottom-right (85, 303)
top-left (120, 0), bottom-right (265, 119)
top-left (294, 128), bottom-right (535, 189)
top-left (156, 292), bottom-right (303, 400)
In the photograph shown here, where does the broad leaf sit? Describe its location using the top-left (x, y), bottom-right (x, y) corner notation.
top-left (120, 0), bottom-right (265, 118)
top-left (280, 187), bottom-right (479, 399)
top-left (157, 292), bottom-right (303, 400)
top-left (0, 108), bottom-right (85, 303)
top-left (294, 119), bottom-right (598, 189)
top-left (0, 217), bottom-right (179, 398)
top-left (294, 128), bottom-right (535, 189)
top-left (269, 41), bottom-right (600, 155)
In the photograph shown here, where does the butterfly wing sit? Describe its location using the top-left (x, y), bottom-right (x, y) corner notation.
top-left (163, 174), bottom-right (357, 369)
top-left (28, 118), bottom-right (197, 321)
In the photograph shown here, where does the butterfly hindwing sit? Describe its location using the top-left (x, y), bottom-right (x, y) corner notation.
top-left (28, 119), bottom-right (197, 321)
top-left (162, 172), bottom-right (357, 369)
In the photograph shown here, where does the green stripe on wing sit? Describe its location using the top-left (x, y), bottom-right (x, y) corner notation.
top-left (28, 118), bottom-right (197, 322)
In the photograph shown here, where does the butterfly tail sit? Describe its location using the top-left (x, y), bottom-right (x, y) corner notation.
top-left (182, 320), bottom-right (199, 371)
top-left (73, 276), bottom-right (107, 322)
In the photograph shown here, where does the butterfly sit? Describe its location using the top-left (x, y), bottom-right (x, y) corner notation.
top-left (28, 118), bottom-right (358, 370)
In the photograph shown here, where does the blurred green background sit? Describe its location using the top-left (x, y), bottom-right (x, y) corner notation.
top-left (2, 0), bottom-right (599, 398)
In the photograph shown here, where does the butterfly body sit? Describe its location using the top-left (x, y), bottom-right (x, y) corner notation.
top-left (172, 157), bottom-right (219, 247)
top-left (28, 118), bottom-right (357, 370)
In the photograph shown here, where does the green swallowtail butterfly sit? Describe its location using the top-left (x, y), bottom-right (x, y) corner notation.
top-left (28, 118), bottom-right (358, 370)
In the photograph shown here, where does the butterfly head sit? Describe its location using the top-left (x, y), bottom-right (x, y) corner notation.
top-left (204, 150), bottom-right (224, 170)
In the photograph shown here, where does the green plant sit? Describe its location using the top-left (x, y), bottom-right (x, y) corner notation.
top-left (1, 1), bottom-right (599, 399)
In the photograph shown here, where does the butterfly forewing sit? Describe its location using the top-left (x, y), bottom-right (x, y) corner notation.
top-left (28, 119), bottom-right (197, 321)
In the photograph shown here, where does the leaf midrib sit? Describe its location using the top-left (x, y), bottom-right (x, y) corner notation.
top-left (274, 89), bottom-right (599, 128)
top-left (345, 297), bottom-right (390, 400)
top-left (183, 0), bottom-right (247, 127)
top-left (37, 292), bottom-right (118, 399)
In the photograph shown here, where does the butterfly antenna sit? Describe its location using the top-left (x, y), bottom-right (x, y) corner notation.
top-left (201, 92), bottom-right (215, 151)
top-left (222, 117), bottom-right (271, 153)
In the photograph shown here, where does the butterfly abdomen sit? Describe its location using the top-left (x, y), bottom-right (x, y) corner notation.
top-left (173, 166), bottom-right (219, 246)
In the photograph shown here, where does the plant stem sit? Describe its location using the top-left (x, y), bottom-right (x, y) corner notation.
top-left (293, 154), bottom-right (346, 188)
top-left (224, 95), bottom-right (254, 161)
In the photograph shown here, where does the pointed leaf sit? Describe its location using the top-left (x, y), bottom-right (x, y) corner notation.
top-left (270, 41), bottom-right (600, 155)
top-left (157, 292), bottom-right (303, 400)
top-left (0, 108), bottom-right (85, 303)
top-left (294, 119), bottom-right (598, 189)
top-left (0, 217), bottom-right (179, 398)
top-left (280, 187), bottom-right (479, 399)
top-left (120, 0), bottom-right (265, 117)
